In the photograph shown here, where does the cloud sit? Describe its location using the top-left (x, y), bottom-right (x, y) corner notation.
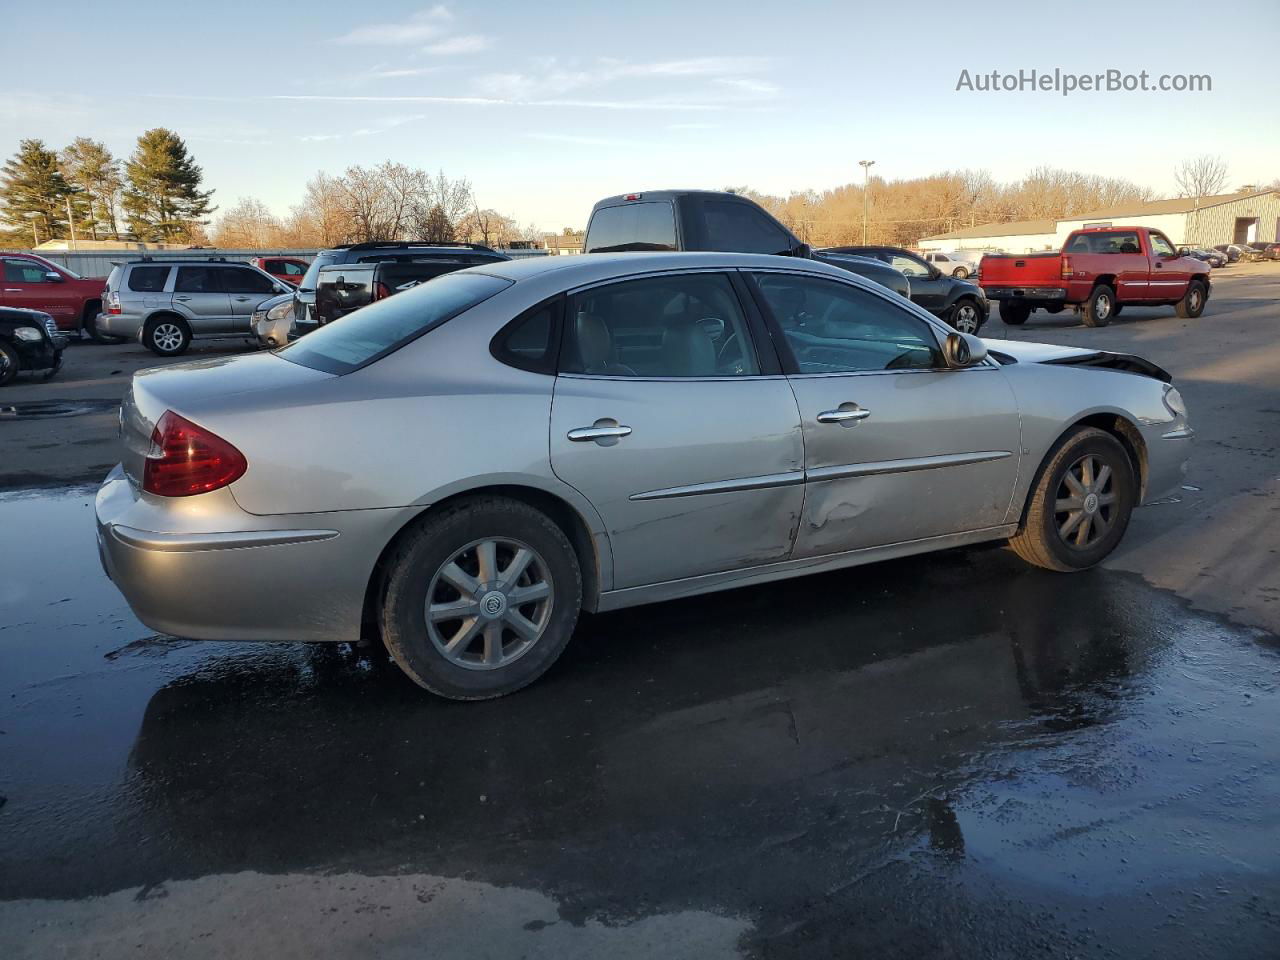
top-left (527, 133), bottom-right (652, 148)
top-left (668, 122), bottom-right (716, 131)
top-left (269, 94), bottom-right (725, 112)
top-left (297, 114), bottom-right (426, 142)
top-left (335, 4), bottom-right (452, 45)
top-left (473, 55), bottom-right (779, 104)
top-left (367, 65), bottom-right (446, 79)
top-left (714, 77), bottom-right (779, 96)
top-left (424, 34), bottom-right (491, 55)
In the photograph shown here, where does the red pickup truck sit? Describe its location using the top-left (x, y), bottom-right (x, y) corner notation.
top-left (1, 252), bottom-right (109, 339)
top-left (979, 226), bottom-right (1210, 327)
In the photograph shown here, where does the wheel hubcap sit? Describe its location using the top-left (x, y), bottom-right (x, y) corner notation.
top-left (426, 538), bottom-right (553, 670)
top-left (1190, 290), bottom-right (1202, 310)
top-left (1054, 454), bottom-right (1118, 549)
top-left (154, 323), bottom-right (182, 352)
top-left (955, 306), bottom-right (978, 332)
top-left (1096, 296), bottom-right (1111, 319)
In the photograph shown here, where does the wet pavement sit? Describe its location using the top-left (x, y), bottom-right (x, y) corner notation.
top-left (2, 485), bottom-right (1279, 958)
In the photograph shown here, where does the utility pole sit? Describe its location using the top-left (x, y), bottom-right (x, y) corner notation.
top-left (25, 212), bottom-right (40, 248)
top-left (859, 159), bottom-right (876, 244)
top-left (65, 195), bottom-right (78, 250)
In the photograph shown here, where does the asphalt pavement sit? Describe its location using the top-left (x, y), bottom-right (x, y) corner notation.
top-left (1, 263), bottom-right (1278, 958)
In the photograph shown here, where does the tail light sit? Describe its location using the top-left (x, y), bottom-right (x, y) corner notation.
top-left (106, 290), bottom-right (121, 315)
top-left (143, 410), bottom-right (247, 497)
top-left (1061, 256), bottom-right (1073, 280)
top-left (373, 281), bottom-right (391, 301)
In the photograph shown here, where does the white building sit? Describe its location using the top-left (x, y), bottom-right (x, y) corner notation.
top-left (919, 190), bottom-right (1280, 254)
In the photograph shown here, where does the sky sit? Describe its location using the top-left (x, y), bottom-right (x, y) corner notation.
top-left (3, 0), bottom-right (1277, 231)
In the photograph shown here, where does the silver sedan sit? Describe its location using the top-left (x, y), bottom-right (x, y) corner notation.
top-left (96, 252), bottom-right (1193, 699)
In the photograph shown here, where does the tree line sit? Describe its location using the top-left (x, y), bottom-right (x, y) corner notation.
top-left (212, 164), bottom-right (541, 250)
top-left (0, 129), bottom-right (213, 245)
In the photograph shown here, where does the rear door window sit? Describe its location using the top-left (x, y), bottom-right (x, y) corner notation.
top-left (585, 202), bottom-right (677, 253)
top-left (697, 199), bottom-right (793, 255)
top-left (127, 266), bottom-right (171, 292)
top-left (174, 266), bottom-right (219, 292)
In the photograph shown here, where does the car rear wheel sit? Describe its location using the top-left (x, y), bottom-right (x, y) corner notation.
top-left (144, 316), bottom-right (191, 356)
top-left (0, 341), bottom-right (19, 386)
top-left (952, 266), bottom-right (970, 279)
top-left (949, 298), bottom-right (983, 333)
top-left (1174, 281), bottom-right (1207, 319)
top-left (381, 496), bottom-right (583, 700)
top-left (1081, 285), bottom-right (1115, 327)
top-left (1000, 301), bottom-right (1031, 325)
top-left (1008, 426), bottom-right (1136, 572)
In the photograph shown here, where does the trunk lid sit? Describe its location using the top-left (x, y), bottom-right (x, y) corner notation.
top-left (119, 352), bottom-right (333, 487)
top-left (979, 252), bottom-right (1062, 287)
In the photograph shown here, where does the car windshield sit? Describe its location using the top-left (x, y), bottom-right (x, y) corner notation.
top-left (279, 272), bottom-right (511, 375)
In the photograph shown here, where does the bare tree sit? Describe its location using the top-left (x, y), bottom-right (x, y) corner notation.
top-left (1174, 155), bottom-right (1229, 200)
top-left (212, 197), bottom-right (281, 247)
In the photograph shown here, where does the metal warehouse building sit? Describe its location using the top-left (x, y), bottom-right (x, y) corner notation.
top-left (919, 189), bottom-right (1280, 254)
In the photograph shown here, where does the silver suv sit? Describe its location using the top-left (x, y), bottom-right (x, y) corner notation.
top-left (100, 259), bottom-right (291, 356)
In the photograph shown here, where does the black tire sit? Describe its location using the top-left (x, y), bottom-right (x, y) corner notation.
top-left (1174, 281), bottom-right (1207, 319)
top-left (953, 266), bottom-right (970, 279)
top-left (1000, 301), bottom-right (1031, 325)
top-left (1081, 285), bottom-right (1115, 327)
top-left (948, 297), bottom-right (984, 334)
top-left (381, 496), bottom-right (583, 700)
top-left (1008, 426), bottom-right (1136, 572)
top-left (0, 340), bottom-right (19, 386)
top-left (84, 310), bottom-right (125, 345)
top-left (143, 315), bottom-right (191, 356)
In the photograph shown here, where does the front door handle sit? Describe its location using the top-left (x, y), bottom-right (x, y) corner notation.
top-left (174, 295), bottom-right (192, 301)
top-left (3, 288), bottom-right (22, 292)
top-left (567, 418), bottom-right (632, 445)
top-left (817, 403), bottom-right (871, 425)
top-left (234, 296), bottom-right (253, 301)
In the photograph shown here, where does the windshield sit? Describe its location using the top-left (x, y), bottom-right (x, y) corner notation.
top-left (279, 272), bottom-right (511, 375)
top-left (298, 251), bottom-right (339, 292)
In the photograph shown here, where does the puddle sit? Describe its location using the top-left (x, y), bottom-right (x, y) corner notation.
top-left (0, 399), bottom-right (121, 420)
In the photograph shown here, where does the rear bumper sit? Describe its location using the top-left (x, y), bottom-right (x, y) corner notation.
top-left (95, 465), bottom-right (419, 642)
top-left (982, 286), bottom-right (1066, 301)
top-left (96, 312), bottom-right (144, 339)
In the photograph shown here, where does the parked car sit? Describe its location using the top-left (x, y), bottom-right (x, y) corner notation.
top-left (0, 306), bottom-right (67, 386)
top-left (249, 292), bottom-right (295, 349)
top-left (1177, 246), bottom-right (1227, 268)
top-left (99, 258), bottom-right (292, 356)
top-left (825, 245), bottom-right (990, 333)
top-left (314, 254), bottom-right (510, 326)
top-left (250, 256), bottom-right (311, 286)
top-left (1232, 243), bottom-right (1266, 262)
top-left (292, 243), bottom-right (508, 337)
top-left (582, 190), bottom-right (942, 320)
top-left (1245, 241), bottom-right (1280, 261)
top-left (1212, 244), bottom-right (1242, 263)
top-left (96, 251), bottom-right (1192, 700)
top-left (0, 252), bottom-right (110, 340)
top-left (980, 226), bottom-right (1211, 327)
top-left (923, 250), bottom-right (978, 278)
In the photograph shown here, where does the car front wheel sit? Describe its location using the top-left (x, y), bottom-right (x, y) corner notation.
top-left (381, 496), bottom-right (583, 700)
top-left (0, 340), bottom-right (19, 386)
top-left (1008, 426), bottom-right (1136, 572)
top-left (1081, 285), bottom-right (1115, 327)
top-left (949, 298), bottom-right (983, 333)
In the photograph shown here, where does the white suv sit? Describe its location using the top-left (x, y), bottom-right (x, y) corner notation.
top-left (923, 251), bottom-right (977, 279)
top-left (100, 259), bottom-right (290, 355)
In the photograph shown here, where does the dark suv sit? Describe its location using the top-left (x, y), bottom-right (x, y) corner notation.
top-left (823, 246), bottom-right (989, 333)
top-left (293, 242), bottom-right (509, 334)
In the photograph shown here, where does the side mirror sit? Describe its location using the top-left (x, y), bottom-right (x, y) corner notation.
top-left (44, 271), bottom-right (63, 283)
top-left (792, 242), bottom-right (812, 259)
top-left (944, 331), bottom-right (988, 368)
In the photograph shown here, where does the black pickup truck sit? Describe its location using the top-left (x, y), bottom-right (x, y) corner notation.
top-left (584, 190), bottom-right (988, 332)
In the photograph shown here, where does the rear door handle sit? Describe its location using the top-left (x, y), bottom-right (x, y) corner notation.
top-left (567, 419), bottom-right (632, 444)
top-left (817, 404), bottom-right (871, 424)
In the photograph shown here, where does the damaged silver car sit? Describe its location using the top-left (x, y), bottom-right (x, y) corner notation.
top-left (96, 253), bottom-right (1192, 699)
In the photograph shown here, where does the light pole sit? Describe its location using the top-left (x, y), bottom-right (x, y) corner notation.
top-left (24, 211), bottom-right (41, 248)
top-left (859, 159), bottom-right (876, 244)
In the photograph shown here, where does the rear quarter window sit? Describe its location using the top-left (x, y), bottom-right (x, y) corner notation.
top-left (127, 266), bottom-right (171, 292)
top-left (585, 202), bottom-right (677, 253)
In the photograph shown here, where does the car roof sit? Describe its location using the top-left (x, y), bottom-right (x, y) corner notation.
top-left (465, 251), bottom-right (887, 288)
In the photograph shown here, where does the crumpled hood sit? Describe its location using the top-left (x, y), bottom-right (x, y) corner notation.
top-left (981, 337), bottom-right (1172, 382)
top-left (979, 338), bottom-right (1096, 363)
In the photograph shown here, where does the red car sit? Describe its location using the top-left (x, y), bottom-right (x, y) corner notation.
top-left (1, 252), bottom-right (111, 339)
top-left (250, 256), bottom-right (310, 286)
top-left (979, 226), bottom-right (1211, 327)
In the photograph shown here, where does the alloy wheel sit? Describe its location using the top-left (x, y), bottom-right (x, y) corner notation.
top-left (1054, 454), bottom-right (1117, 549)
top-left (153, 323), bottom-right (183, 353)
top-left (425, 537), bottom-right (554, 670)
top-left (952, 303), bottom-right (979, 333)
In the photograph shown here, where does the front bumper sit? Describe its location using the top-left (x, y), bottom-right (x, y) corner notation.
top-left (13, 336), bottom-right (63, 373)
top-left (1139, 418), bottom-right (1193, 504)
top-left (95, 465), bottom-right (419, 643)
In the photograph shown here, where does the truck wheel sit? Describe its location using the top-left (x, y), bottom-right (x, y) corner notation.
top-left (0, 341), bottom-right (19, 386)
top-left (1000, 302), bottom-right (1031, 325)
top-left (1081, 285), bottom-right (1115, 327)
top-left (1174, 281), bottom-right (1207, 319)
top-left (144, 316), bottom-right (191, 356)
top-left (949, 298), bottom-right (983, 333)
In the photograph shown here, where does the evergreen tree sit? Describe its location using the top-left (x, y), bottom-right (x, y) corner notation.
top-left (122, 128), bottom-right (215, 242)
top-left (60, 138), bottom-right (123, 240)
top-left (419, 204), bottom-right (454, 242)
top-left (0, 139), bottom-right (72, 244)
